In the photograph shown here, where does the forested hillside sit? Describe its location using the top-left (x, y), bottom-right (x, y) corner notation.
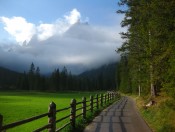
top-left (0, 62), bottom-right (117, 91)
top-left (0, 67), bottom-right (21, 89)
top-left (117, 0), bottom-right (175, 99)
top-left (79, 63), bottom-right (117, 90)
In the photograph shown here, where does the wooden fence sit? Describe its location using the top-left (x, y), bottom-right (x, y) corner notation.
top-left (0, 92), bottom-right (119, 132)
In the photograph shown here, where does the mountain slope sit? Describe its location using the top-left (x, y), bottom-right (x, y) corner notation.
top-left (79, 63), bottom-right (117, 78)
top-left (78, 63), bottom-right (118, 90)
top-left (0, 66), bottom-right (21, 89)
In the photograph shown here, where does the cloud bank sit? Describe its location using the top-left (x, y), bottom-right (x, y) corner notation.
top-left (0, 9), bottom-right (81, 44)
top-left (0, 9), bottom-right (122, 74)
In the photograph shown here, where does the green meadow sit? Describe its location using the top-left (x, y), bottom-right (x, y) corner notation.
top-left (0, 91), bottom-right (99, 132)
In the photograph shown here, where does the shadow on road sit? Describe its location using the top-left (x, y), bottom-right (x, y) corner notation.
top-left (86, 97), bottom-right (131, 132)
top-left (84, 97), bottom-right (152, 132)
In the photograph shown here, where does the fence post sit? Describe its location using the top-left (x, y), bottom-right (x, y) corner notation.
top-left (101, 94), bottom-right (103, 107)
top-left (108, 93), bottom-right (109, 102)
top-left (48, 102), bottom-right (56, 132)
top-left (104, 94), bottom-right (106, 104)
top-left (90, 95), bottom-right (93, 113)
top-left (0, 114), bottom-right (3, 131)
top-left (96, 94), bottom-right (99, 109)
top-left (70, 99), bottom-right (76, 130)
top-left (82, 97), bottom-right (86, 119)
top-left (108, 93), bottom-right (110, 101)
top-left (110, 93), bottom-right (112, 101)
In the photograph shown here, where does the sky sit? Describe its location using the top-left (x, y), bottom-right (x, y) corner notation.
top-left (0, 0), bottom-right (125, 74)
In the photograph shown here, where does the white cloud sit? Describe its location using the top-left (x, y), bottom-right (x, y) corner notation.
top-left (0, 9), bottom-right (82, 44)
top-left (37, 24), bottom-right (55, 41)
top-left (0, 16), bottom-right (35, 45)
top-left (64, 8), bottom-right (81, 25)
top-left (35, 8), bottom-right (81, 41)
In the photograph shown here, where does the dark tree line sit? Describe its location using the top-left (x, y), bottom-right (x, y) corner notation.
top-left (116, 0), bottom-right (175, 99)
top-left (17, 63), bottom-right (117, 91)
top-left (79, 63), bottom-right (117, 91)
top-left (17, 63), bottom-right (46, 91)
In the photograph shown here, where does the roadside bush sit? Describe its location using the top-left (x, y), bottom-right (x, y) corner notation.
top-left (158, 123), bottom-right (175, 132)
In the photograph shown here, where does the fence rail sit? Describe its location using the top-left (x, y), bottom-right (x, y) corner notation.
top-left (0, 91), bottom-right (119, 132)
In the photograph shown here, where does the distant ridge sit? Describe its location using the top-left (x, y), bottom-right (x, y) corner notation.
top-left (79, 63), bottom-right (117, 78)
top-left (78, 63), bottom-right (118, 90)
top-left (0, 66), bottom-right (21, 89)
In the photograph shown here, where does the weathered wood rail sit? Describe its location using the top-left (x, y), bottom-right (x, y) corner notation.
top-left (0, 92), bottom-right (119, 132)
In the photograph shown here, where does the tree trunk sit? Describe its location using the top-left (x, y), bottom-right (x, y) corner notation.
top-left (149, 30), bottom-right (156, 98)
top-left (150, 63), bottom-right (156, 97)
top-left (138, 84), bottom-right (141, 96)
top-left (138, 65), bottom-right (141, 96)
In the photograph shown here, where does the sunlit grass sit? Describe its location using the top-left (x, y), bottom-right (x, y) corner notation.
top-left (0, 91), bottom-right (99, 132)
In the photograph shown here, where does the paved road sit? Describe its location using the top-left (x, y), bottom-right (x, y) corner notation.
top-left (84, 97), bottom-right (152, 132)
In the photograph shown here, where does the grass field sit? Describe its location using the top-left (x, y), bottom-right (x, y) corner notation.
top-left (0, 91), bottom-right (100, 132)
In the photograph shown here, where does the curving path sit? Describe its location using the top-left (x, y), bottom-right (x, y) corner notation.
top-left (84, 97), bottom-right (152, 132)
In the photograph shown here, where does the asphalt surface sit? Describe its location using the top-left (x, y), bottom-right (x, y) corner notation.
top-left (84, 97), bottom-right (152, 132)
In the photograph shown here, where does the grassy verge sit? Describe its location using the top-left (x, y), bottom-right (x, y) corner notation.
top-left (133, 92), bottom-right (175, 132)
